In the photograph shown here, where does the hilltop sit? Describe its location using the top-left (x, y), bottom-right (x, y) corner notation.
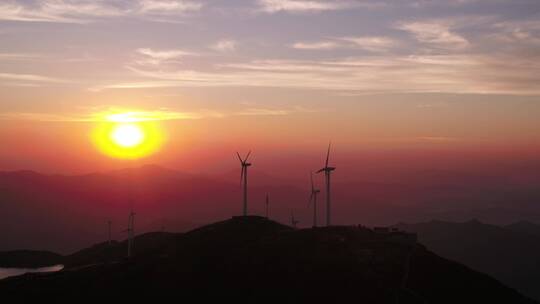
top-left (0, 216), bottom-right (535, 303)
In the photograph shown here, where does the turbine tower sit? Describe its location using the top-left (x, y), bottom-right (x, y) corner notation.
top-left (237, 151), bottom-right (252, 216)
top-left (107, 220), bottom-right (112, 245)
top-left (126, 210), bottom-right (135, 258)
top-left (317, 143), bottom-right (335, 226)
top-left (265, 193), bottom-right (270, 219)
top-left (308, 172), bottom-right (321, 227)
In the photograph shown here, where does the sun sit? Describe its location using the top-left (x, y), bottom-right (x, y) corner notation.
top-left (111, 124), bottom-right (144, 148)
top-left (91, 111), bottom-right (166, 160)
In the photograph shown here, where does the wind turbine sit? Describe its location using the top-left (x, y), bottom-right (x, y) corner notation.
top-left (291, 211), bottom-right (299, 228)
top-left (317, 143), bottom-right (335, 226)
top-left (107, 220), bottom-right (112, 245)
top-left (265, 193), bottom-right (270, 219)
top-left (125, 209), bottom-right (136, 258)
top-left (237, 151), bottom-right (252, 216)
top-left (308, 172), bottom-right (321, 227)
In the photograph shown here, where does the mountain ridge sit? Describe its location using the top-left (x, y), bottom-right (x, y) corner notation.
top-left (0, 217), bottom-right (536, 303)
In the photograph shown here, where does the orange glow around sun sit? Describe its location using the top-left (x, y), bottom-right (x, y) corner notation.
top-left (91, 111), bottom-right (166, 159)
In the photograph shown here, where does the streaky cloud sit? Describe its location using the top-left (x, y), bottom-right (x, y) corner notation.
top-left (0, 72), bottom-right (66, 83)
top-left (0, 0), bottom-right (203, 23)
top-left (90, 52), bottom-right (540, 95)
top-left (397, 20), bottom-right (470, 50)
top-left (211, 39), bottom-right (237, 52)
top-left (0, 106), bottom-right (310, 122)
top-left (292, 36), bottom-right (397, 52)
top-left (257, 0), bottom-right (385, 13)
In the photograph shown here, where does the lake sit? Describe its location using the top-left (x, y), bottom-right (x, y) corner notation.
top-left (0, 265), bottom-right (64, 280)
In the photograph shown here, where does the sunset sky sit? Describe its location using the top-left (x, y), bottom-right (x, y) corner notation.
top-left (1, 0), bottom-right (540, 174)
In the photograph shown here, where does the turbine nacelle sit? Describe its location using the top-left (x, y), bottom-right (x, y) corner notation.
top-left (317, 142), bottom-right (335, 174)
top-left (237, 151), bottom-right (251, 164)
top-left (317, 166), bottom-right (335, 173)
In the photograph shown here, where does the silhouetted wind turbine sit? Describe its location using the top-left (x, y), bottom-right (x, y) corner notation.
top-left (107, 220), bottom-right (112, 245)
top-left (237, 151), bottom-right (252, 216)
top-left (265, 193), bottom-right (270, 219)
top-left (308, 172), bottom-right (320, 227)
top-left (317, 143), bottom-right (335, 226)
top-left (291, 211), bottom-right (299, 228)
top-left (125, 209), bottom-right (136, 258)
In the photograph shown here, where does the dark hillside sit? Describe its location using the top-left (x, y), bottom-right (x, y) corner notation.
top-left (0, 217), bottom-right (535, 303)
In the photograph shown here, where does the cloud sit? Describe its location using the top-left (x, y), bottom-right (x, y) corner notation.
top-left (397, 20), bottom-right (470, 49)
top-left (257, 0), bottom-right (384, 13)
top-left (338, 36), bottom-right (397, 52)
top-left (0, 53), bottom-right (44, 60)
top-left (0, 0), bottom-right (203, 23)
top-left (0, 109), bottom-right (223, 122)
top-left (90, 51), bottom-right (540, 95)
top-left (0, 1), bottom-right (124, 23)
top-left (235, 108), bottom-right (290, 116)
top-left (89, 81), bottom-right (185, 91)
top-left (211, 39), bottom-right (237, 52)
top-left (410, 0), bottom-right (482, 8)
top-left (292, 41), bottom-right (341, 50)
top-left (136, 48), bottom-right (195, 60)
top-left (135, 48), bottom-right (197, 65)
top-left (0, 106), bottom-right (307, 122)
top-left (138, 0), bottom-right (203, 15)
top-left (416, 101), bottom-right (450, 108)
top-left (258, 0), bottom-right (346, 13)
top-left (292, 36), bottom-right (397, 52)
top-left (0, 72), bottom-right (66, 83)
top-left (490, 20), bottom-right (540, 45)
top-left (100, 109), bottom-right (221, 122)
top-left (4, 3), bottom-right (537, 97)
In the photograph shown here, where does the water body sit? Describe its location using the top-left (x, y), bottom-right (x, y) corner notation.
top-left (0, 265), bottom-right (63, 280)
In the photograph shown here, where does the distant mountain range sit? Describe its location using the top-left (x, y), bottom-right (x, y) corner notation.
top-left (1, 164), bottom-right (540, 253)
top-left (396, 220), bottom-right (540, 301)
top-left (0, 217), bottom-right (536, 303)
top-left (505, 221), bottom-right (540, 237)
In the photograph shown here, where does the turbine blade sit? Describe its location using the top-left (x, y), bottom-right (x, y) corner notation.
top-left (236, 152), bottom-right (243, 163)
top-left (240, 166), bottom-right (244, 185)
top-left (316, 168), bottom-right (325, 173)
top-left (325, 142), bottom-right (331, 167)
top-left (244, 150), bottom-right (252, 162)
top-left (310, 171), bottom-right (315, 191)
